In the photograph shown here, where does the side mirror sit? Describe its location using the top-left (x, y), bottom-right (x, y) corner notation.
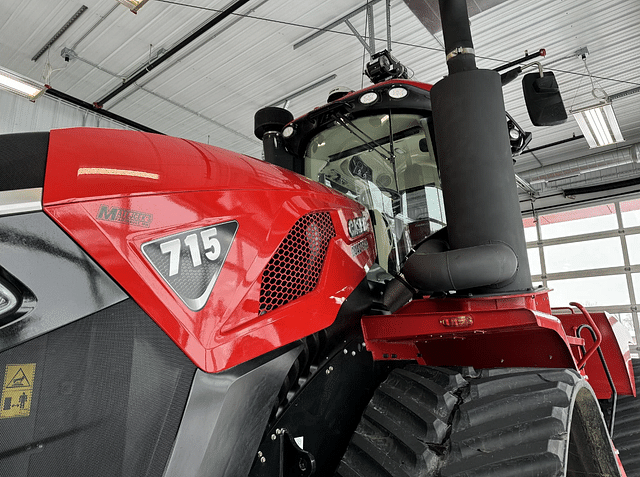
top-left (522, 71), bottom-right (567, 126)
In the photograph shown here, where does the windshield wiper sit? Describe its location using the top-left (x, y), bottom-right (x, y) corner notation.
top-left (327, 124), bottom-right (423, 162)
top-left (332, 112), bottom-right (393, 164)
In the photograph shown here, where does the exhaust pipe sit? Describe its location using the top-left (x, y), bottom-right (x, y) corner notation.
top-left (422, 0), bottom-right (533, 295)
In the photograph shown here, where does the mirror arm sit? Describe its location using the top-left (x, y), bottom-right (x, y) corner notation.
top-left (493, 48), bottom-right (546, 72)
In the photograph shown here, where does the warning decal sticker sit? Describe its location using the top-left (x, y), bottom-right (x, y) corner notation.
top-left (0, 363), bottom-right (36, 419)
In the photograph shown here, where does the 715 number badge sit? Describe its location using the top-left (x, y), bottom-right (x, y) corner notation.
top-left (141, 221), bottom-right (238, 311)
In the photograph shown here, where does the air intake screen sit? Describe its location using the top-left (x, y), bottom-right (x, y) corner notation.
top-left (0, 299), bottom-right (196, 477)
top-left (259, 212), bottom-right (335, 313)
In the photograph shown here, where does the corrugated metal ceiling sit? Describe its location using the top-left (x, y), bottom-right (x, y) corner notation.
top-left (1, 0), bottom-right (639, 201)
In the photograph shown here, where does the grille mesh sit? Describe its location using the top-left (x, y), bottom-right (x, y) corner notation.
top-left (259, 212), bottom-right (335, 313)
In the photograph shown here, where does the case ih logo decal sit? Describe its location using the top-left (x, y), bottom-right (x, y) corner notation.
top-left (97, 204), bottom-right (153, 228)
top-left (347, 215), bottom-right (369, 238)
top-left (141, 221), bottom-right (238, 311)
top-left (351, 239), bottom-right (369, 257)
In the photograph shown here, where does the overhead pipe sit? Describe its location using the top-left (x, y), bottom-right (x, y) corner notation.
top-left (520, 143), bottom-right (640, 184)
top-left (95, 0), bottom-right (251, 107)
top-left (415, 0), bottom-right (533, 295)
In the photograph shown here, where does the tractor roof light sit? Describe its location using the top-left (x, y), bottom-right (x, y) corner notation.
top-left (388, 87), bottom-right (408, 99)
top-left (359, 92), bottom-right (379, 105)
top-left (282, 126), bottom-right (294, 138)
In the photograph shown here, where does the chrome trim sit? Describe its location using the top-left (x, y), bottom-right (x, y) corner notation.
top-left (0, 188), bottom-right (43, 215)
top-left (446, 46), bottom-right (475, 62)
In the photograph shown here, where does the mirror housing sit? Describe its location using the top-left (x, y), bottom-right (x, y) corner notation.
top-left (522, 71), bottom-right (567, 126)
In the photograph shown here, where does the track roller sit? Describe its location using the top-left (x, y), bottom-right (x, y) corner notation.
top-left (336, 365), bottom-right (622, 477)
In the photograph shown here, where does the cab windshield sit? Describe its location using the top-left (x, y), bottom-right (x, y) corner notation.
top-left (304, 112), bottom-right (446, 273)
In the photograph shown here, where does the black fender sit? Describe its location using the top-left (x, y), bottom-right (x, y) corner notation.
top-left (163, 344), bottom-right (303, 477)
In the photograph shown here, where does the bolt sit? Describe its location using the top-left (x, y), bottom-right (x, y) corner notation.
top-left (258, 451), bottom-right (263, 457)
top-left (343, 349), bottom-right (348, 354)
top-left (271, 434), bottom-right (277, 441)
top-left (276, 428), bottom-right (283, 435)
top-left (261, 457), bottom-right (266, 464)
top-left (351, 351), bottom-right (356, 356)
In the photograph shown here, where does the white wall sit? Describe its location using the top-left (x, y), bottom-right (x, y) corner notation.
top-left (0, 88), bottom-right (134, 134)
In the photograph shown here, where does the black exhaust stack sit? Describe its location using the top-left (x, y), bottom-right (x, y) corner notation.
top-left (428, 0), bottom-right (532, 295)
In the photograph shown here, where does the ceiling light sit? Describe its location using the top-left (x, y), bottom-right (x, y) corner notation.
top-left (0, 66), bottom-right (45, 101)
top-left (570, 49), bottom-right (624, 148)
top-left (116, 0), bottom-right (150, 13)
top-left (572, 102), bottom-right (624, 148)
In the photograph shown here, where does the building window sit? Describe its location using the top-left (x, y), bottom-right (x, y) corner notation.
top-left (525, 196), bottom-right (640, 354)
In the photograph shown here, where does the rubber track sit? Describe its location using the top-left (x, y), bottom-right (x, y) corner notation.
top-left (613, 358), bottom-right (640, 476)
top-left (335, 366), bottom-right (603, 477)
top-left (442, 368), bottom-right (580, 477)
top-left (335, 365), bottom-right (465, 477)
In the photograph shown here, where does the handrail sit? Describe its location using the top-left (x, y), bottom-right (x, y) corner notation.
top-left (570, 302), bottom-right (602, 370)
top-left (577, 324), bottom-right (618, 437)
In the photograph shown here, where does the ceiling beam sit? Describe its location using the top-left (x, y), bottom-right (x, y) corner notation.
top-left (293, 0), bottom-right (383, 50)
top-left (95, 0), bottom-right (251, 107)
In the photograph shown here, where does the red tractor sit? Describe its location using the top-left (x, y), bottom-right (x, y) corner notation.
top-left (1, 1), bottom-right (637, 476)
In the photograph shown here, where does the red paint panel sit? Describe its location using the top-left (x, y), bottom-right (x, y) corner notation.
top-left (555, 310), bottom-right (635, 398)
top-left (363, 290), bottom-right (635, 399)
top-left (362, 291), bottom-right (577, 370)
top-left (43, 128), bottom-right (334, 206)
top-left (43, 128), bottom-right (374, 372)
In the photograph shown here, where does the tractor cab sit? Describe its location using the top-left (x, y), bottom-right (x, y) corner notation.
top-left (276, 80), bottom-right (446, 273)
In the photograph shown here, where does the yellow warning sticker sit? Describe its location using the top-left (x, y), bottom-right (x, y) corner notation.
top-left (0, 364), bottom-right (36, 419)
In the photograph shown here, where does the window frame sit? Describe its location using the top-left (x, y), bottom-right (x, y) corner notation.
top-left (524, 197), bottom-right (640, 353)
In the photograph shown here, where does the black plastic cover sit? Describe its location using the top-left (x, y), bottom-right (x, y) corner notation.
top-left (0, 132), bottom-right (49, 192)
top-left (0, 299), bottom-right (196, 477)
top-left (0, 212), bottom-right (127, 352)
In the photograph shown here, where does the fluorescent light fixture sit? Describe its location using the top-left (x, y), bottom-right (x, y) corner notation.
top-left (0, 66), bottom-right (45, 101)
top-left (116, 0), bottom-right (151, 13)
top-left (572, 102), bottom-right (624, 148)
